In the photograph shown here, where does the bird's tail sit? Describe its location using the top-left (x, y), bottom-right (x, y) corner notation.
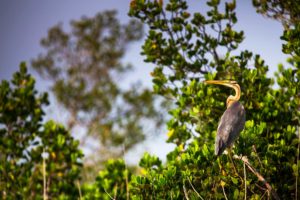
top-left (215, 136), bottom-right (226, 156)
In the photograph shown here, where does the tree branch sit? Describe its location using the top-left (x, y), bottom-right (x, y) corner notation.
top-left (233, 155), bottom-right (280, 200)
top-left (183, 182), bottom-right (190, 200)
top-left (187, 177), bottom-right (204, 200)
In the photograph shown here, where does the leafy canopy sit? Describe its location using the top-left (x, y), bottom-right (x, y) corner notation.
top-left (1, 1), bottom-right (300, 199)
top-left (126, 0), bottom-right (299, 199)
top-left (0, 63), bottom-right (83, 199)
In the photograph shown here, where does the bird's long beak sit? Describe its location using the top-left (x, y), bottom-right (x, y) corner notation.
top-left (204, 80), bottom-right (236, 88)
top-left (204, 80), bottom-right (241, 104)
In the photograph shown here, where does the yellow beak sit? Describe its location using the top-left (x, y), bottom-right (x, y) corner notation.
top-left (204, 80), bottom-right (237, 88)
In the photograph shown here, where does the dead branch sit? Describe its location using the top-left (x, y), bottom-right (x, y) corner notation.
top-left (233, 155), bottom-right (280, 200)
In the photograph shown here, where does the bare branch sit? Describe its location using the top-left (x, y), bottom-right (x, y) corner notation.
top-left (187, 177), bottom-right (204, 200)
top-left (77, 180), bottom-right (82, 200)
top-left (183, 182), bottom-right (190, 200)
top-left (243, 161), bottom-right (247, 200)
top-left (43, 149), bottom-right (47, 200)
top-left (296, 126), bottom-right (300, 200)
top-left (221, 182), bottom-right (228, 200)
top-left (233, 155), bottom-right (280, 200)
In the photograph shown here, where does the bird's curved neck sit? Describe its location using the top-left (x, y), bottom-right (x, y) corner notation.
top-left (226, 84), bottom-right (240, 108)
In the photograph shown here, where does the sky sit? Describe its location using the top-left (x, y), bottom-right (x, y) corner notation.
top-left (0, 0), bottom-right (287, 163)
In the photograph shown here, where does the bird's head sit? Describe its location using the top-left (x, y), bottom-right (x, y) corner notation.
top-left (204, 80), bottom-right (241, 108)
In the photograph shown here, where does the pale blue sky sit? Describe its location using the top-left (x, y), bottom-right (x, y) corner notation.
top-left (0, 1), bottom-right (286, 81)
top-left (0, 0), bottom-right (287, 162)
top-left (0, 0), bottom-right (134, 82)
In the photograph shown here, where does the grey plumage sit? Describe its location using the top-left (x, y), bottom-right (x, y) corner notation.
top-left (215, 101), bottom-right (246, 156)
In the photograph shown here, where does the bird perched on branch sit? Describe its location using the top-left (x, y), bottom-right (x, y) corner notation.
top-left (204, 80), bottom-right (246, 156)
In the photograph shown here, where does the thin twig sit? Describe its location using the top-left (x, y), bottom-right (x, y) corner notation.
top-left (260, 190), bottom-right (268, 200)
top-left (255, 183), bottom-right (267, 191)
top-left (187, 177), bottom-right (204, 200)
top-left (43, 149), bottom-right (47, 200)
top-left (221, 183), bottom-right (228, 200)
top-left (103, 188), bottom-right (114, 200)
top-left (243, 161), bottom-right (247, 200)
top-left (46, 172), bottom-right (51, 199)
top-left (113, 184), bottom-right (118, 200)
top-left (183, 182), bottom-right (190, 200)
top-left (122, 144), bottom-right (129, 200)
top-left (77, 180), bottom-right (82, 200)
top-left (252, 145), bottom-right (263, 169)
top-left (296, 126), bottom-right (300, 200)
top-left (125, 170), bottom-right (129, 200)
top-left (233, 155), bottom-right (280, 200)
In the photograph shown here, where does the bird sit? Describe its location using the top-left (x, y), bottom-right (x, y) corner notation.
top-left (204, 80), bottom-right (246, 156)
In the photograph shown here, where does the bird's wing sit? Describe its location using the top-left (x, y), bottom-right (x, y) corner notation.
top-left (215, 101), bottom-right (245, 155)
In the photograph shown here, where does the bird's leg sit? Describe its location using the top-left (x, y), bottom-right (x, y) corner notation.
top-left (228, 147), bottom-right (243, 182)
top-left (228, 147), bottom-right (237, 174)
top-left (217, 157), bottom-right (227, 177)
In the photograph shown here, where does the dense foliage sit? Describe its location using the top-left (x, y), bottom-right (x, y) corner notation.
top-left (1, 0), bottom-right (299, 199)
top-left (0, 63), bottom-right (83, 199)
top-left (81, 159), bottom-right (131, 199)
top-left (126, 0), bottom-right (299, 199)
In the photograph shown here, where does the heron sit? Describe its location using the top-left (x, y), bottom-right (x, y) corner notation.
top-left (204, 80), bottom-right (246, 156)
